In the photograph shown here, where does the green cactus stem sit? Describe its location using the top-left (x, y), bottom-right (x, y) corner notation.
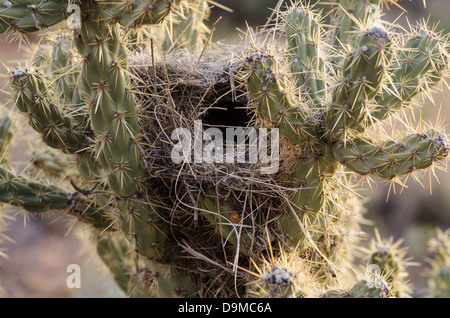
top-left (95, 232), bottom-right (148, 297)
top-left (371, 28), bottom-right (448, 123)
top-left (0, 114), bottom-right (13, 156)
top-left (246, 51), bottom-right (320, 147)
top-left (278, 144), bottom-right (337, 247)
top-left (200, 189), bottom-right (252, 252)
top-left (32, 149), bottom-right (70, 177)
top-left (332, 130), bottom-right (449, 179)
top-left (331, 0), bottom-right (381, 48)
top-left (426, 228), bottom-right (450, 298)
top-left (325, 279), bottom-right (392, 298)
top-left (285, 6), bottom-right (327, 104)
top-left (73, 0), bottom-right (153, 197)
top-left (325, 24), bottom-right (393, 141)
top-left (9, 67), bottom-right (88, 154)
top-left (0, 0), bottom-right (69, 34)
top-left (0, 164), bottom-right (109, 229)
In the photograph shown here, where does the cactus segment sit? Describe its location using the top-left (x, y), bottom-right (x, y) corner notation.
top-left (9, 63), bottom-right (101, 180)
top-left (371, 29), bottom-right (447, 122)
top-left (0, 0), bottom-right (69, 34)
top-left (97, 0), bottom-right (179, 28)
top-left (96, 232), bottom-right (148, 297)
top-left (74, 1), bottom-right (145, 197)
top-left (0, 165), bottom-right (68, 212)
top-left (332, 130), bottom-right (449, 179)
top-left (326, 24), bottom-right (393, 141)
top-left (285, 7), bottom-right (326, 104)
top-left (32, 149), bottom-right (70, 177)
top-left (116, 199), bottom-right (168, 260)
top-left (75, 150), bottom-right (102, 181)
top-left (97, 231), bottom-right (197, 298)
top-left (427, 44), bottom-right (449, 87)
top-left (325, 279), bottom-right (392, 298)
top-left (141, 258), bottom-right (198, 298)
top-left (51, 34), bottom-right (83, 108)
top-left (0, 165), bottom-right (109, 228)
top-left (161, 0), bottom-right (210, 53)
top-left (278, 144), bottom-right (337, 247)
top-left (9, 67), bottom-right (88, 154)
top-left (200, 190), bottom-right (252, 252)
top-left (426, 229), bottom-right (450, 298)
top-left (0, 114), bottom-right (13, 156)
top-left (246, 51), bottom-right (319, 146)
top-left (368, 242), bottom-right (412, 297)
top-left (332, 0), bottom-right (381, 48)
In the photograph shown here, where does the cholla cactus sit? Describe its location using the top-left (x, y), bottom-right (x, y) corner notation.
top-left (358, 229), bottom-right (417, 297)
top-left (426, 228), bottom-right (450, 298)
top-left (32, 149), bottom-right (71, 177)
top-left (0, 0), bottom-right (448, 298)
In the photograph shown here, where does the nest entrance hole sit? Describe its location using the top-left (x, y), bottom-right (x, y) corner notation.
top-left (202, 98), bottom-right (251, 137)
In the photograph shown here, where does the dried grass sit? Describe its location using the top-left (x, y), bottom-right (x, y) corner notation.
top-left (128, 47), bottom-right (303, 297)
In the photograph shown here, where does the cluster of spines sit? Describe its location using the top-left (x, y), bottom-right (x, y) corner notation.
top-left (246, 249), bottom-right (322, 298)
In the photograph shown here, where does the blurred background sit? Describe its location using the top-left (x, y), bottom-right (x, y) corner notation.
top-left (0, 0), bottom-right (449, 298)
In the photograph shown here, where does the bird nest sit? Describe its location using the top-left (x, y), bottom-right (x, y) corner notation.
top-left (129, 48), bottom-right (305, 296)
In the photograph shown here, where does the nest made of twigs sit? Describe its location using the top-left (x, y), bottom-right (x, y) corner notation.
top-left (128, 46), bottom-right (306, 296)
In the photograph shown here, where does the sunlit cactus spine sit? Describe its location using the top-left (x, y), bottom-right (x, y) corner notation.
top-left (0, 0), bottom-right (448, 299)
